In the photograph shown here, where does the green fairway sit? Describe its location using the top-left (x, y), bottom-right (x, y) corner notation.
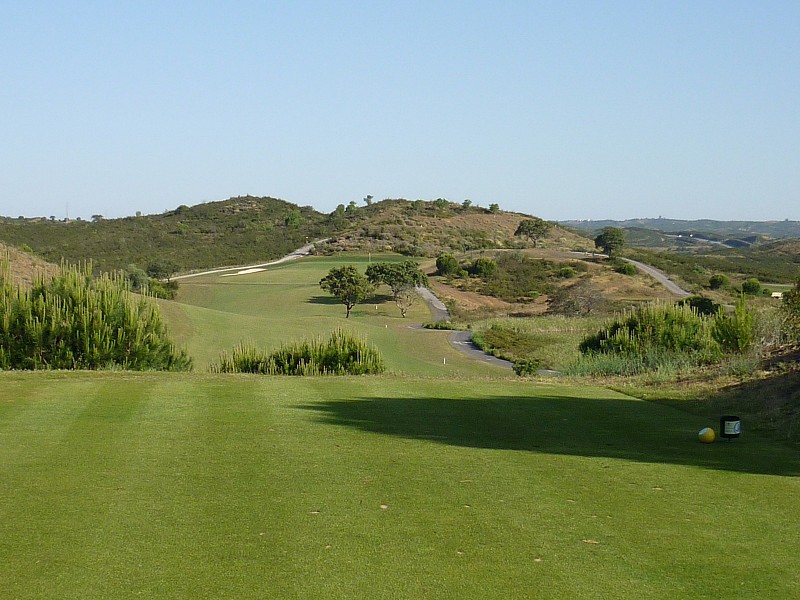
top-left (3, 255), bottom-right (799, 598)
top-left (161, 255), bottom-right (505, 376)
top-left (1, 372), bottom-right (799, 598)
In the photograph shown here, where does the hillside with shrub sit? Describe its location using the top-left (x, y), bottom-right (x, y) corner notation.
top-left (1, 197), bottom-right (584, 274)
top-left (312, 199), bottom-right (589, 256)
top-left (0, 196), bottom-right (334, 273)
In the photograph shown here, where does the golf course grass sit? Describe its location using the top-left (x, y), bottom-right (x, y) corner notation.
top-left (160, 254), bottom-right (506, 376)
top-left (2, 255), bottom-right (799, 598)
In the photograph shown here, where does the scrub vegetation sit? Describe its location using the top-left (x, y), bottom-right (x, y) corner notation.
top-left (0, 202), bottom-right (799, 597)
top-left (0, 259), bottom-right (190, 371)
top-left (212, 328), bottom-right (385, 375)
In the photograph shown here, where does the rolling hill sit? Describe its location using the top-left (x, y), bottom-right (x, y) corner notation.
top-left (0, 197), bottom-right (581, 274)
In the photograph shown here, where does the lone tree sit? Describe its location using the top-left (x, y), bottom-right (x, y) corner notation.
top-left (320, 265), bottom-right (374, 318)
top-left (514, 217), bottom-right (553, 248)
top-left (594, 227), bottom-right (625, 257)
top-left (147, 258), bottom-right (180, 281)
top-left (366, 261), bottom-right (428, 318)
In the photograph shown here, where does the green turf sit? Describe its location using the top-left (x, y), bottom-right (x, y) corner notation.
top-left (162, 255), bottom-right (506, 376)
top-left (1, 372), bottom-right (798, 599)
top-left (3, 256), bottom-right (799, 598)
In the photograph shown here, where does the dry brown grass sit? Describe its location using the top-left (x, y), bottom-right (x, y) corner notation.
top-left (321, 203), bottom-right (593, 257)
top-left (425, 249), bottom-right (677, 321)
top-left (1, 242), bottom-right (59, 288)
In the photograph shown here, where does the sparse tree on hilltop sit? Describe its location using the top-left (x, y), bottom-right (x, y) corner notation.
top-left (514, 217), bottom-right (553, 248)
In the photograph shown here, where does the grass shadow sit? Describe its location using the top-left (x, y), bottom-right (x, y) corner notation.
top-left (656, 370), bottom-right (800, 445)
top-left (300, 392), bottom-right (800, 476)
top-left (307, 293), bottom-right (395, 305)
top-left (307, 295), bottom-right (342, 305)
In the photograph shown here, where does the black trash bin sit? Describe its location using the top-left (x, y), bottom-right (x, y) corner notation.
top-left (719, 415), bottom-right (741, 440)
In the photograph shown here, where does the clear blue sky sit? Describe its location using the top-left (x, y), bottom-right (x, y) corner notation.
top-left (2, 1), bottom-right (798, 221)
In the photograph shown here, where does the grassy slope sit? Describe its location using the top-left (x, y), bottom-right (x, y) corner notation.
top-left (0, 196), bottom-right (333, 273)
top-left (1, 373), bottom-right (799, 599)
top-left (2, 254), bottom-right (800, 597)
top-left (162, 254), bottom-right (506, 376)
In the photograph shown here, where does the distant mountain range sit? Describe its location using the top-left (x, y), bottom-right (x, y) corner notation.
top-left (559, 218), bottom-right (800, 240)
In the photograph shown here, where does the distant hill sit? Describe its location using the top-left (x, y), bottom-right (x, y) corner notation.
top-left (0, 197), bottom-right (584, 273)
top-left (318, 199), bottom-right (590, 257)
top-left (0, 196), bottom-right (335, 273)
top-left (560, 218), bottom-right (800, 246)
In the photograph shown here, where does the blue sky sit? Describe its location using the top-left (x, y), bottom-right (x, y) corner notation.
top-left (2, 1), bottom-right (798, 221)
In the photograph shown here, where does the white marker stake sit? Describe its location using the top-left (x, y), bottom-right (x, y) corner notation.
top-left (443, 357), bottom-right (446, 365)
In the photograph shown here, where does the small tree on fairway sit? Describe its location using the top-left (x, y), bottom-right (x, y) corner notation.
top-left (366, 261), bottom-right (428, 318)
top-left (594, 227), bottom-right (625, 257)
top-left (320, 265), bottom-right (374, 318)
top-left (514, 217), bottom-right (553, 248)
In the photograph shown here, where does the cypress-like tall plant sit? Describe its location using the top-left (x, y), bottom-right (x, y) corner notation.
top-left (0, 258), bottom-right (191, 371)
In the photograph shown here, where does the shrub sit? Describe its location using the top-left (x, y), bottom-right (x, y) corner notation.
top-left (576, 299), bottom-right (756, 374)
top-left (709, 273), bottom-right (728, 289)
top-left (782, 277), bottom-right (800, 343)
top-left (212, 329), bottom-right (385, 375)
top-left (741, 278), bottom-right (761, 295)
top-left (711, 297), bottom-right (754, 353)
top-left (422, 321), bottom-right (466, 330)
top-left (557, 266), bottom-right (577, 278)
top-left (614, 261), bottom-right (637, 276)
top-left (469, 257), bottom-right (497, 278)
top-left (436, 253), bottom-right (460, 277)
top-left (677, 295), bottom-right (720, 316)
top-left (513, 359), bottom-right (541, 376)
top-left (0, 260), bottom-right (191, 371)
top-left (478, 252), bottom-right (556, 301)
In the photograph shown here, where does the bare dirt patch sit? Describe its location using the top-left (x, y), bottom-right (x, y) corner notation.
top-left (1, 242), bottom-right (59, 288)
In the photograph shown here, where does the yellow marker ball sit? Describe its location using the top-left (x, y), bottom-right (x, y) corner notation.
top-left (698, 427), bottom-right (715, 443)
